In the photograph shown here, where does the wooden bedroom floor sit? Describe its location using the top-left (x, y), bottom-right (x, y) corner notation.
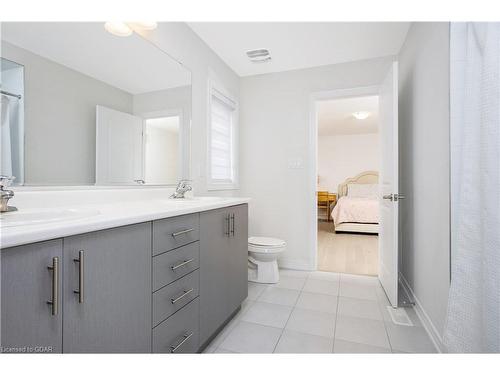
top-left (317, 221), bottom-right (379, 276)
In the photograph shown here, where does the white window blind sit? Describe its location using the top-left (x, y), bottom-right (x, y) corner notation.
top-left (209, 89), bottom-right (237, 187)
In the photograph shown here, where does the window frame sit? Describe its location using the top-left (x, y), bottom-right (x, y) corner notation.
top-left (206, 80), bottom-right (239, 191)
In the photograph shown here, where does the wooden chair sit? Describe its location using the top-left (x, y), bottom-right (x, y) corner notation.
top-left (317, 191), bottom-right (330, 221)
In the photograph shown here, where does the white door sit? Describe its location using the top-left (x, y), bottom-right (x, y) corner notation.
top-left (96, 105), bottom-right (144, 185)
top-left (378, 61), bottom-right (399, 307)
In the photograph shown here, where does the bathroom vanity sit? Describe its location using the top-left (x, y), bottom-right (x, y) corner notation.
top-left (0, 194), bottom-right (249, 353)
top-left (0, 22), bottom-right (248, 353)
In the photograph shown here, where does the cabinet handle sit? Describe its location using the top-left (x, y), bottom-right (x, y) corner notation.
top-left (230, 213), bottom-right (235, 237)
top-left (46, 257), bottom-right (59, 316)
top-left (170, 288), bottom-right (194, 304)
top-left (73, 250), bottom-right (84, 303)
top-left (225, 214), bottom-right (230, 237)
top-left (170, 332), bottom-right (193, 353)
top-left (171, 258), bottom-right (195, 271)
top-left (171, 228), bottom-right (195, 237)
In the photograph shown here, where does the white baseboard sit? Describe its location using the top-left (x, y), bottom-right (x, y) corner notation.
top-left (399, 272), bottom-right (446, 353)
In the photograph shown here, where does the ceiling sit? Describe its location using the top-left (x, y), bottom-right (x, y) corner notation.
top-left (188, 22), bottom-right (410, 76)
top-left (1, 22), bottom-right (191, 94)
top-left (318, 95), bottom-right (378, 136)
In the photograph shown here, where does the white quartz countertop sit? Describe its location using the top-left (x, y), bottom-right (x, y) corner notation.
top-left (0, 197), bottom-right (250, 249)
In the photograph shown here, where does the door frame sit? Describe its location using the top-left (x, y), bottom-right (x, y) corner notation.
top-left (307, 85), bottom-right (381, 271)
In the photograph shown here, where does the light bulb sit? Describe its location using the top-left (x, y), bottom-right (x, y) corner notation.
top-left (104, 22), bottom-right (133, 37)
top-left (352, 111), bottom-right (370, 120)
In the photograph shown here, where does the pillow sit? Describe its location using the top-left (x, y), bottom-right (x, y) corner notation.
top-left (347, 184), bottom-right (378, 199)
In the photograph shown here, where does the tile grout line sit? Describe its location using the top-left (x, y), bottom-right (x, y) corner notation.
top-left (331, 273), bottom-right (343, 352)
top-left (271, 272), bottom-right (309, 353)
top-left (375, 287), bottom-right (395, 353)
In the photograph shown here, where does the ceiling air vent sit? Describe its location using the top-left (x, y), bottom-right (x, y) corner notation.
top-left (246, 49), bottom-right (271, 63)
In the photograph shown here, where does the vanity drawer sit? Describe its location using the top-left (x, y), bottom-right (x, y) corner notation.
top-left (153, 298), bottom-right (199, 353)
top-left (153, 270), bottom-right (199, 327)
top-left (153, 214), bottom-right (200, 256)
top-left (153, 241), bottom-right (200, 292)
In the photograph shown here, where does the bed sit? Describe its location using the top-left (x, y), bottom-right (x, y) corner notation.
top-left (331, 171), bottom-right (379, 234)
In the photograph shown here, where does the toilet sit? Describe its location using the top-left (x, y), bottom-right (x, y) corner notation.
top-left (248, 236), bottom-right (286, 284)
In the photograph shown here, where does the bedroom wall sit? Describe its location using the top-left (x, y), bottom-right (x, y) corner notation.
top-left (398, 22), bottom-right (450, 349)
top-left (317, 133), bottom-right (379, 193)
top-left (239, 56), bottom-right (394, 269)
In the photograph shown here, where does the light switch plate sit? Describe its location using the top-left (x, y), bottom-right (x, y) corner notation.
top-left (288, 157), bottom-right (304, 169)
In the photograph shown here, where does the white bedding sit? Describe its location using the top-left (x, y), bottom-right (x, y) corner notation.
top-left (331, 196), bottom-right (379, 225)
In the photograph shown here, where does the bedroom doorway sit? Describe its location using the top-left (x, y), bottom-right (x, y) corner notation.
top-left (316, 94), bottom-right (380, 276)
top-left (310, 62), bottom-right (400, 307)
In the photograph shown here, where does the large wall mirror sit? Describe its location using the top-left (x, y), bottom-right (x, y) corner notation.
top-left (0, 22), bottom-right (191, 186)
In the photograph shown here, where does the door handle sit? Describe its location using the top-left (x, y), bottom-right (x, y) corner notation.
top-left (395, 193), bottom-right (405, 201)
top-left (225, 214), bottom-right (230, 237)
top-left (73, 250), bottom-right (84, 303)
top-left (47, 257), bottom-right (59, 316)
top-left (382, 194), bottom-right (394, 201)
top-left (230, 213), bottom-right (235, 237)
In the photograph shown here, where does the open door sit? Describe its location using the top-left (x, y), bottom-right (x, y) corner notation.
top-left (378, 61), bottom-right (399, 307)
top-left (96, 105), bottom-right (144, 185)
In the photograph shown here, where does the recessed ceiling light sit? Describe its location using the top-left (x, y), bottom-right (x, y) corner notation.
top-left (246, 49), bottom-right (271, 63)
top-left (104, 22), bottom-right (158, 37)
top-left (104, 22), bottom-right (133, 37)
top-left (352, 111), bottom-right (370, 120)
top-left (129, 22), bottom-right (158, 31)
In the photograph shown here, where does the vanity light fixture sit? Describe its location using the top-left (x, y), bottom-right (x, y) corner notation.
top-left (104, 22), bottom-right (133, 37)
top-left (352, 111), bottom-right (371, 120)
top-left (104, 22), bottom-right (158, 37)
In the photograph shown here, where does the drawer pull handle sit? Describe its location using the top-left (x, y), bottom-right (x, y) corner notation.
top-left (170, 332), bottom-right (193, 353)
top-left (47, 257), bottom-right (59, 316)
top-left (171, 288), bottom-right (194, 304)
top-left (171, 258), bottom-right (195, 271)
top-left (171, 228), bottom-right (195, 237)
top-left (73, 250), bottom-right (84, 303)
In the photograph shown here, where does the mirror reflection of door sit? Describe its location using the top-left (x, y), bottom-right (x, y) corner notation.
top-left (144, 115), bottom-right (180, 185)
top-left (95, 105), bottom-right (181, 186)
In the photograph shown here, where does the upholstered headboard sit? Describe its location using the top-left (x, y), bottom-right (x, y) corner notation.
top-left (338, 171), bottom-right (379, 198)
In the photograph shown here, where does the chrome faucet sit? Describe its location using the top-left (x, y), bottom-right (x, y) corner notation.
top-left (0, 175), bottom-right (17, 212)
top-left (171, 179), bottom-right (192, 199)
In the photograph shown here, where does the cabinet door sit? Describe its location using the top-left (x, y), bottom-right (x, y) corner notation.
top-left (199, 207), bottom-right (232, 345)
top-left (1, 240), bottom-right (63, 353)
top-left (63, 223), bottom-right (151, 353)
top-left (227, 204), bottom-right (249, 313)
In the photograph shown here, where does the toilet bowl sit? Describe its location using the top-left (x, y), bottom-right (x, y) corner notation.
top-left (248, 236), bottom-right (286, 284)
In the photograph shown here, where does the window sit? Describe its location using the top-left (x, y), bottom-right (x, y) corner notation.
top-left (208, 85), bottom-right (238, 190)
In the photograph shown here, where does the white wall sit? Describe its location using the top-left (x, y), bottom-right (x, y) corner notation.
top-left (317, 133), bottom-right (379, 192)
top-left (239, 56), bottom-right (394, 269)
top-left (2, 41), bottom-right (133, 185)
top-left (138, 23), bottom-right (240, 196)
top-left (398, 22), bottom-right (450, 348)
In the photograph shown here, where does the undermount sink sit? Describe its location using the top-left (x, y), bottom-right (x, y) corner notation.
top-left (0, 208), bottom-right (101, 227)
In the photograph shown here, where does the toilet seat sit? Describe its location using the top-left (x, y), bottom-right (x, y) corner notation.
top-left (248, 236), bottom-right (286, 248)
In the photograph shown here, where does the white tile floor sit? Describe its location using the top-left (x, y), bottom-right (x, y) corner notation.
top-left (203, 270), bottom-right (437, 353)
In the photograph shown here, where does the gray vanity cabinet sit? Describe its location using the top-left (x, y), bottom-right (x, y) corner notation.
top-left (62, 223), bottom-right (151, 353)
top-left (199, 204), bottom-right (248, 346)
top-left (1, 240), bottom-right (63, 353)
